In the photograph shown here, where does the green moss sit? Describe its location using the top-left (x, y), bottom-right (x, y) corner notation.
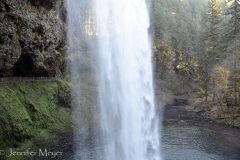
top-left (63, 74), bottom-right (70, 81)
top-left (24, 1), bottom-right (48, 13)
top-left (0, 80), bottom-right (72, 154)
top-left (25, 2), bottom-right (38, 12)
top-left (12, 32), bottom-right (19, 42)
top-left (7, 21), bottom-right (12, 26)
top-left (30, 32), bottom-right (36, 40)
top-left (40, 50), bottom-right (46, 58)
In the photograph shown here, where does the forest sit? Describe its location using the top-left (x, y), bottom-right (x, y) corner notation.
top-left (151, 0), bottom-right (240, 127)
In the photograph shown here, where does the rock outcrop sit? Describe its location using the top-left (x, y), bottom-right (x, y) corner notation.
top-left (0, 0), bottom-right (67, 77)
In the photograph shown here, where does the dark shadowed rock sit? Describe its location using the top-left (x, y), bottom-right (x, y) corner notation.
top-left (173, 98), bottom-right (189, 106)
top-left (29, 0), bottom-right (59, 10)
top-left (0, 0), bottom-right (67, 77)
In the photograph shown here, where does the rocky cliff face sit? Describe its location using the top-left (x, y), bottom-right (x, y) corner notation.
top-left (0, 0), bottom-right (67, 77)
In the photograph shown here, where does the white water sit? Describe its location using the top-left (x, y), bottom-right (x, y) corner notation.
top-left (95, 0), bottom-right (161, 160)
top-left (67, 0), bottom-right (161, 159)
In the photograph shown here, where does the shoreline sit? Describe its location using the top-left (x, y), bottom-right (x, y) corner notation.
top-left (162, 105), bottom-right (240, 133)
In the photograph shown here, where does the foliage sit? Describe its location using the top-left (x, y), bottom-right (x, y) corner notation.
top-left (151, 0), bottom-right (240, 127)
top-left (224, 0), bottom-right (240, 43)
top-left (150, 0), bottom-right (204, 88)
top-left (153, 41), bottom-right (174, 75)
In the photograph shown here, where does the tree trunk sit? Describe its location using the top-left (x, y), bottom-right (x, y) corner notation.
top-left (218, 97), bottom-right (229, 125)
top-left (231, 105), bottom-right (235, 128)
top-left (181, 80), bottom-right (184, 91)
top-left (235, 92), bottom-right (237, 106)
top-left (205, 93), bottom-right (207, 103)
top-left (213, 94), bottom-right (215, 102)
top-left (238, 92), bottom-right (240, 105)
top-left (205, 83), bottom-right (208, 103)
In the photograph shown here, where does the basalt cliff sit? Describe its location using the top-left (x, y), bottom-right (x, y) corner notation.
top-left (0, 0), bottom-right (67, 77)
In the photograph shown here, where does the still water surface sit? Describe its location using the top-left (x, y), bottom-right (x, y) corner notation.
top-left (59, 106), bottom-right (240, 160)
top-left (162, 125), bottom-right (240, 160)
top-left (161, 106), bottom-right (240, 160)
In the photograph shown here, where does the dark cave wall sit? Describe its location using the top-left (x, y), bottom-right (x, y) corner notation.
top-left (0, 0), bottom-right (67, 77)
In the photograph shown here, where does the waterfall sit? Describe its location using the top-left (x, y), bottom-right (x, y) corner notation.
top-left (96, 0), bottom-right (161, 159)
top-left (67, 0), bottom-right (161, 159)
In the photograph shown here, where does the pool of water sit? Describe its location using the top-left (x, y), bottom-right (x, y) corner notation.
top-left (161, 106), bottom-right (240, 160)
top-left (162, 125), bottom-right (240, 160)
top-left (58, 106), bottom-right (240, 160)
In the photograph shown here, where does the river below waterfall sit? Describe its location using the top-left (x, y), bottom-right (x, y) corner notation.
top-left (161, 106), bottom-right (240, 160)
top-left (57, 105), bottom-right (240, 160)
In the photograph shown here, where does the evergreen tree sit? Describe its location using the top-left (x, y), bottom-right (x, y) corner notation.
top-left (205, 0), bottom-right (223, 62)
top-left (150, 0), bottom-right (165, 42)
top-left (150, 0), bottom-right (205, 84)
top-left (197, 0), bottom-right (223, 102)
top-left (225, 0), bottom-right (240, 43)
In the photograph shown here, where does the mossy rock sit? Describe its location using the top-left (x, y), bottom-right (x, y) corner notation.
top-left (0, 80), bottom-right (73, 159)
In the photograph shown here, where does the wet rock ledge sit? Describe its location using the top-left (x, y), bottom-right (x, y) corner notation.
top-left (0, 0), bottom-right (67, 77)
